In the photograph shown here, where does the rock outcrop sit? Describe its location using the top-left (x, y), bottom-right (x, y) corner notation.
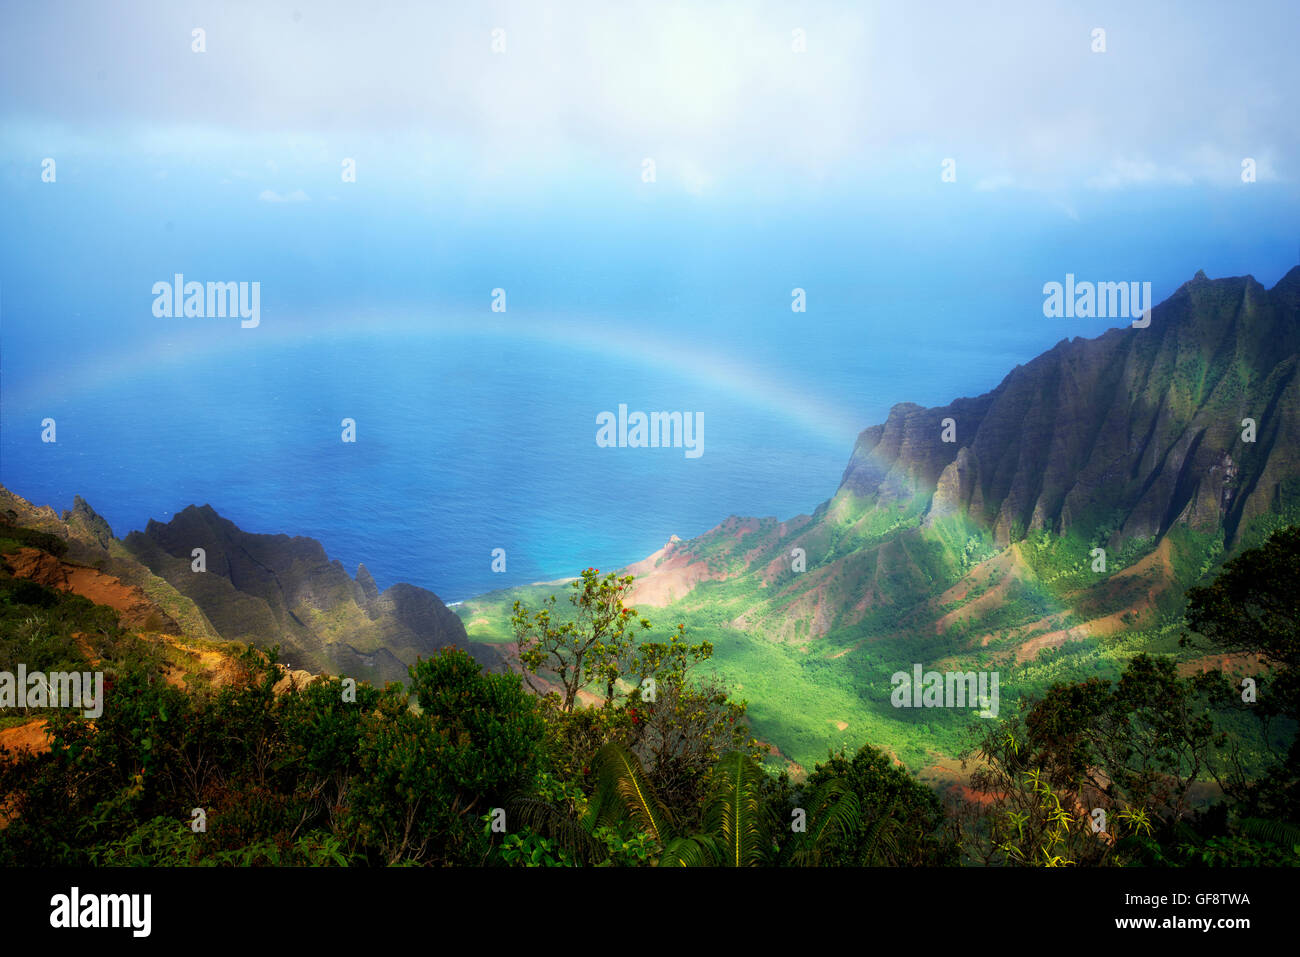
top-left (837, 267), bottom-right (1300, 548)
top-left (0, 484), bottom-right (503, 685)
top-left (122, 504), bottom-right (503, 683)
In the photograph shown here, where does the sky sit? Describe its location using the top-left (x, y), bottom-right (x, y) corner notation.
top-left (2, 0), bottom-right (1299, 448)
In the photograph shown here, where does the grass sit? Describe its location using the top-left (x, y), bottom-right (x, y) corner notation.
top-left (455, 512), bottom-right (1298, 779)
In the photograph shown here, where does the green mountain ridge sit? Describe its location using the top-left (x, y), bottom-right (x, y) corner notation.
top-left (0, 485), bottom-right (502, 684)
top-left (120, 504), bottom-right (505, 683)
top-left (482, 267), bottom-right (1299, 772)
top-left (842, 266), bottom-right (1300, 548)
top-left (623, 268), bottom-right (1300, 642)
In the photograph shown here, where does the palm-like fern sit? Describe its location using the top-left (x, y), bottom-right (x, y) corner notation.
top-left (582, 741), bottom-right (677, 845)
top-left (856, 797), bottom-right (903, 865)
top-left (584, 743), bottom-right (861, 866)
top-left (1236, 816), bottom-right (1300, 850)
top-left (657, 751), bottom-right (772, 866)
top-left (710, 751), bottom-right (771, 866)
top-left (779, 782), bottom-right (876, 866)
top-left (507, 742), bottom-right (866, 866)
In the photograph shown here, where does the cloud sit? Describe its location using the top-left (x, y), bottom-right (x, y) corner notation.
top-left (258, 188), bottom-right (310, 203)
top-left (975, 173), bottom-right (1016, 192)
top-left (0, 1), bottom-right (1295, 196)
top-left (1085, 157), bottom-right (1196, 191)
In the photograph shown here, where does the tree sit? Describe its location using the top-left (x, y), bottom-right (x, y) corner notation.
top-left (1184, 524), bottom-right (1300, 819)
top-left (512, 568), bottom-right (654, 712)
top-left (962, 712), bottom-right (1144, 867)
top-left (284, 675), bottom-right (381, 838)
top-left (408, 647), bottom-right (546, 803)
top-left (349, 648), bottom-right (544, 865)
top-left (959, 655), bottom-right (1237, 866)
top-left (621, 625), bottom-right (765, 824)
top-left (799, 744), bottom-right (959, 866)
top-left (512, 568), bottom-right (760, 823)
top-left (1185, 525), bottom-right (1300, 673)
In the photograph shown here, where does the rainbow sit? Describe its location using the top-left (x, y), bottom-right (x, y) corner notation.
top-left (5, 304), bottom-right (868, 450)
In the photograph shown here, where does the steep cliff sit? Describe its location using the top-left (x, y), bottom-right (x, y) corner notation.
top-left (122, 504), bottom-right (504, 683)
top-left (625, 269), bottom-right (1300, 657)
top-left (0, 484), bottom-right (501, 684)
top-left (837, 267), bottom-right (1300, 548)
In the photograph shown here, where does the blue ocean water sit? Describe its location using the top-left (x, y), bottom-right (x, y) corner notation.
top-left (0, 323), bottom-right (1035, 602)
top-left (6, 160), bottom-right (1297, 603)
top-left (0, 334), bottom-right (810, 601)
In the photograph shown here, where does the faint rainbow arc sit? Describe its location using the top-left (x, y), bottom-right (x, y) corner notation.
top-left (4, 307), bottom-right (867, 451)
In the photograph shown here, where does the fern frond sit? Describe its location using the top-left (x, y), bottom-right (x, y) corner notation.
top-left (1237, 817), bottom-right (1300, 848)
top-left (705, 751), bottom-right (770, 867)
top-left (659, 835), bottom-right (723, 867)
top-left (780, 777), bottom-right (863, 867)
top-left (582, 742), bottom-right (675, 845)
top-left (507, 796), bottom-right (606, 864)
top-left (860, 797), bottom-right (903, 866)
top-left (806, 784), bottom-right (861, 855)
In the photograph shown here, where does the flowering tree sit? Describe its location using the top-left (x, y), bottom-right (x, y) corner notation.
top-left (511, 567), bottom-right (661, 712)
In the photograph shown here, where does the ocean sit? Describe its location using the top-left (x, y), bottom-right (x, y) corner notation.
top-left (5, 159), bottom-right (1294, 602)
top-left (1, 323), bottom-right (1028, 602)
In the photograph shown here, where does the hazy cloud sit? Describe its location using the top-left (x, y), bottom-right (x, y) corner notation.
top-left (258, 188), bottom-right (310, 203)
top-left (1, 0), bottom-right (1295, 195)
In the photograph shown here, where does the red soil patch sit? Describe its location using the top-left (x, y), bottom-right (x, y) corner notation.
top-left (625, 536), bottom-right (727, 607)
top-left (1177, 652), bottom-right (1268, 678)
top-left (934, 545), bottom-right (1034, 634)
top-left (72, 632), bottom-right (101, 667)
top-left (0, 719), bottom-right (50, 762)
top-left (958, 785), bottom-right (1001, 807)
top-left (0, 720), bottom-right (53, 828)
top-left (1006, 539), bottom-right (1176, 662)
top-left (626, 516), bottom-right (804, 609)
top-left (755, 739), bottom-right (803, 780)
top-left (3, 547), bottom-right (166, 630)
top-left (935, 545), bottom-right (1022, 606)
top-left (922, 755), bottom-right (1002, 807)
top-left (1014, 612), bottom-right (1128, 662)
top-left (155, 633), bottom-right (248, 690)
